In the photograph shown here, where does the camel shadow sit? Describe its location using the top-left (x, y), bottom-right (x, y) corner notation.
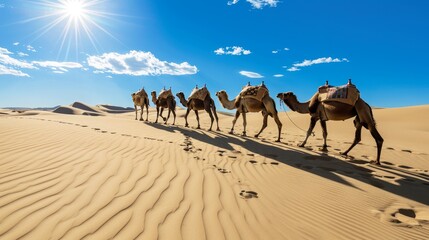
top-left (145, 124), bottom-right (429, 205)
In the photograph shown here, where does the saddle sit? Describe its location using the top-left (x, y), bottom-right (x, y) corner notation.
top-left (239, 83), bottom-right (269, 101)
top-left (158, 88), bottom-right (173, 100)
top-left (188, 86), bottom-right (209, 101)
top-left (317, 80), bottom-right (360, 106)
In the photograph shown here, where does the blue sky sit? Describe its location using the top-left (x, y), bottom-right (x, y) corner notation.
top-left (0, 0), bottom-right (428, 108)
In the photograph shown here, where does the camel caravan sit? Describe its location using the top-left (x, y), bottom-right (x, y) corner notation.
top-left (132, 79), bottom-right (383, 165)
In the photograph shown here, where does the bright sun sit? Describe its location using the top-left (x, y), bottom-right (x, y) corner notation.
top-left (24, 0), bottom-right (117, 58)
top-left (63, 0), bottom-right (85, 18)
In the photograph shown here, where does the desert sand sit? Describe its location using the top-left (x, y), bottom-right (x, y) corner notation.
top-left (0, 102), bottom-right (428, 239)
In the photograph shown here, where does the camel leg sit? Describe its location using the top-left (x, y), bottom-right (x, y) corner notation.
top-left (230, 111), bottom-right (240, 134)
top-left (195, 110), bottom-right (201, 129)
top-left (139, 105), bottom-right (143, 121)
top-left (172, 108), bottom-right (176, 125)
top-left (184, 108), bottom-right (191, 127)
top-left (212, 102), bottom-right (220, 131)
top-left (255, 112), bottom-right (268, 139)
top-left (272, 112), bottom-right (283, 142)
top-left (299, 117), bottom-right (318, 147)
top-left (319, 120), bottom-right (328, 151)
top-left (165, 108), bottom-right (171, 124)
top-left (134, 105), bottom-right (138, 120)
top-left (155, 106), bottom-right (160, 123)
top-left (341, 117), bottom-right (362, 157)
top-left (369, 126), bottom-right (383, 165)
top-left (145, 103), bottom-right (149, 121)
top-left (204, 101), bottom-right (214, 131)
top-left (241, 110), bottom-right (247, 136)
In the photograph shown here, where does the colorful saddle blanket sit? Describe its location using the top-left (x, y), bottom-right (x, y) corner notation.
top-left (318, 84), bottom-right (360, 106)
top-left (158, 89), bottom-right (173, 99)
top-left (188, 87), bottom-right (209, 101)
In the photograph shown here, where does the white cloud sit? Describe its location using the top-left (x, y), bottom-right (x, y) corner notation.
top-left (0, 51), bottom-right (36, 69)
top-left (287, 66), bottom-right (300, 72)
top-left (32, 61), bottom-right (83, 69)
top-left (26, 45), bottom-right (36, 52)
top-left (246, 0), bottom-right (279, 9)
top-left (0, 64), bottom-right (30, 77)
top-left (284, 47), bottom-right (290, 51)
top-left (273, 74), bottom-right (284, 77)
top-left (52, 70), bottom-right (65, 74)
top-left (272, 50), bottom-right (279, 54)
top-left (227, 0), bottom-right (239, 5)
top-left (0, 4), bottom-right (5, 8)
top-left (0, 47), bottom-right (13, 55)
top-left (288, 57), bottom-right (349, 71)
top-left (87, 50), bottom-right (198, 76)
top-left (214, 46), bottom-right (251, 56)
top-left (239, 70), bottom-right (264, 78)
top-left (18, 52), bottom-right (29, 57)
top-left (106, 75), bottom-right (113, 78)
top-left (13, 42), bottom-right (20, 46)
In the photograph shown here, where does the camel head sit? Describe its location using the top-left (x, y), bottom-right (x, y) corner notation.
top-left (276, 92), bottom-right (295, 100)
top-left (151, 91), bottom-right (157, 97)
top-left (176, 92), bottom-right (185, 99)
top-left (215, 90), bottom-right (227, 99)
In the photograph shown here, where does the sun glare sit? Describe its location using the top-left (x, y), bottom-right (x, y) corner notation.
top-left (22, 0), bottom-right (118, 59)
top-left (63, 0), bottom-right (85, 18)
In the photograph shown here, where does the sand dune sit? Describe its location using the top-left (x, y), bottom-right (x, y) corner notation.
top-left (0, 104), bottom-right (428, 239)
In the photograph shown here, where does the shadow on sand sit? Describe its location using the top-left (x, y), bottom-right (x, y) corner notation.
top-left (145, 122), bottom-right (429, 205)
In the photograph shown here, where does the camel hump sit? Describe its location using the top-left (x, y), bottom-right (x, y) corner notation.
top-left (239, 85), bottom-right (269, 102)
top-left (158, 89), bottom-right (173, 99)
top-left (188, 86), bottom-right (209, 101)
top-left (318, 82), bottom-right (360, 106)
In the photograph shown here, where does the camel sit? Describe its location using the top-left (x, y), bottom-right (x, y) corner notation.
top-left (216, 89), bottom-right (282, 142)
top-left (276, 91), bottom-right (384, 165)
top-left (131, 88), bottom-right (149, 121)
top-left (176, 89), bottom-right (220, 131)
top-left (151, 90), bottom-right (176, 125)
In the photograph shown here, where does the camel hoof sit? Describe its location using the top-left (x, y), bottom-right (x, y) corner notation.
top-left (254, 134), bottom-right (259, 138)
top-left (185, 124), bottom-right (189, 128)
top-left (208, 128), bottom-right (212, 132)
top-left (197, 126), bottom-right (201, 129)
top-left (242, 132), bottom-right (247, 136)
top-left (216, 128), bottom-right (221, 131)
top-left (370, 160), bottom-right (381, 165)
top-left (298, 143), bottom-right (305, 148)
top-left (139, 119), bottom-right (143, 121)
top-left (319, 147), bottom-right (328, 152)
top-left (162, 118), bottom-right (167, 121)
top-left (229, 131), bottom-right (234, 134)
top-left (275, 139), bottom-right (281, 142)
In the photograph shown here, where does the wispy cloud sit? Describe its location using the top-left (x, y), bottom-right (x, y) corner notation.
top-left (286, 66), bottom-right (300, 72)
top-left (26, 45), bottom-right (36, 52)
top-left (272, 50), bottom-right (279, 54)
top-left (18, 52), bottom-right (29, 57)
top-left (0, 64), bottom-right (30, 77)
top-left (214, 46), bottom-right (251, 56)
top-left (284, 47), bottom-right (290, 51)
top-left (227, 0), bottom-right (279, 9)
top-left (0, 47), bottom-right (13, 55)
top-left (227, 0), bottom-right (239, 5)
top-left (13, 42), bottom-right (20, 46)
top-left (0, 49), bottom-right (36, 69)
top-left (273, 74), bottom-right (284, 77)
top-left (287, 57), bottom-right (349, 71)
top-left (239, 70), bottom-right (264, 78)
top-left (32, 61), bottom-right (83, 69)
top-left (87, 50), bottom-right (198, 76)
top-left (272, 47), bottom-right (290, 54)
top-left (0, 4), bottom-right (5, 8)
top-left (0, 46), bottom-right (84, 76)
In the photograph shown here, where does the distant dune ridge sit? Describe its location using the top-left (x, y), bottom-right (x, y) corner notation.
top-left (0, 103), bottom-right (428, 239)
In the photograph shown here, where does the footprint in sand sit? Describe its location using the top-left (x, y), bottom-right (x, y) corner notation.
top-left (249, 160), bottom-right (258, 164)
top-left (217, 168), bottom-right (230, 174)
top-left (401, 149), bottom-right (412, 153)
top-left (239, 190), bottom-right (258, 199)
top-left (381, 161), bottom-right (394, 165)
top-left (375, 203), bottom-right (429, 227)
top-left (387, 147), bottom-right (395, 150)
top-left (228, 156), bottom-right (237, 159)
top-left (247, 153), bottom-right (255, 156)
top-left (270, 162), bottom-right (279, 165)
